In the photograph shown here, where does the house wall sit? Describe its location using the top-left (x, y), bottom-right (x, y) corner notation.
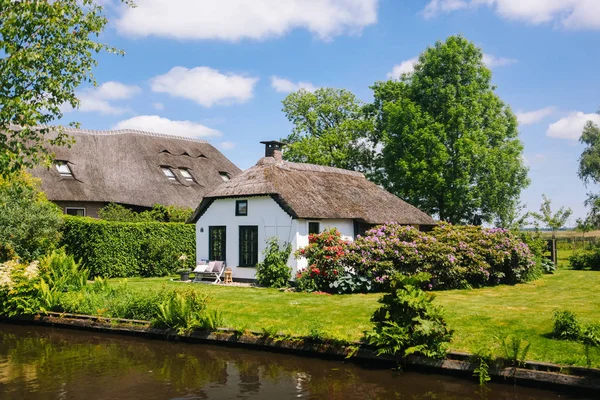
top-left (195, 196), bottom-right (356, 280)
top-left (54, 201), bottom-right (107, 218)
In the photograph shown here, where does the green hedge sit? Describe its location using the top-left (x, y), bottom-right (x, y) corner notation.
top-left (60, 216), bottom-right (195, 278)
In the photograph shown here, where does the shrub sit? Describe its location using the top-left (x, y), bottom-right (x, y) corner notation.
top-left (569, 250), bottom-right (600, 271)
top-left (138, 238), bottom-right (182, 277)
top-left (0, 172), bottom-right (63, 263)
top-left (0, 260), bottom-right (42, 317)
top-left (255, 238), bottom-right (292, 288)
top-left (346, 223), bottom-right (537, 290)
top-left (365, 273), bottom-right (453, 358)
top-left (39, 249), bottom-right (88, 292)
top-left (329, 273), bottom-right (374, 294)
top-left (98, 203), bottom-right (193, 223)
top-left (153, 290), bottom-right (209, 333)
top-left (60, 216), bottom-right (195, 277)
top-left (294, 229), bottom-right (348, 292)
top-left (552, 309), bottom-right (582, 340)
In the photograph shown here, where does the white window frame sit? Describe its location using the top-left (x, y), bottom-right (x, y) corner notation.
top-left (179, 168), bottom-right (195, 182)
top-left (161, 166), bottom-right (177, 181)
top-left (55, 161), bottom-right (73, 178)
top-left (65, 207), bottom-right (86, 217)
top-left (219, 171), bottom-right (230, 182)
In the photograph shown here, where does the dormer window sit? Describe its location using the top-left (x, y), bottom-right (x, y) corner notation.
top-left (161, 167), bottom-right (177, 181)
top-left (219, 171), bottom-right (230, 182)
top-left (180, 168), bottom-right (195, 183)
top-left (55, 161), bottom-right (73, 178)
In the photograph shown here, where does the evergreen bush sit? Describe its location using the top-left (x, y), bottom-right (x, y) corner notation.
top-left (60, 216), bottom-right (195, 277)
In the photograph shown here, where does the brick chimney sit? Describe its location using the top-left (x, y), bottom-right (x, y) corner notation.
top-left (260, 140), bottom-right (285, 161)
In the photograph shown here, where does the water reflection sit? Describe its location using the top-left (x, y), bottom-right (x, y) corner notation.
top-left (0, 323), bottom-right (589, 400)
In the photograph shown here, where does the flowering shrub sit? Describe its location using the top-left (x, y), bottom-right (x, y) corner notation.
top-left (294, 229), bottom-right (348, 292)
top-left (346, 222), bottom-right (537, 290)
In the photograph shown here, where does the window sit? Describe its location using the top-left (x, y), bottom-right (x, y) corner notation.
top-left (219, 171), bottom-right (230, 182)
top-left (308, 222), bottom-right (320, 235)
top-left (161, 167), bottom-right (176, 181)
top-left (55, 161), bottom-right (73, 178)
top-left (65, 207), bottom-right (85, 217)
top-left (209, 226), bottom-right (226, 261)
top-left (239, 226), bottom-right (258, 267)
top-left (236, 200), bottom-right (248, 216)
top-left (179, 168), bottom-right (195, 183)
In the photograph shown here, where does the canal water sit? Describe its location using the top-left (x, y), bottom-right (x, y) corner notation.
top-left (0, 323), bottom-right (590, 399)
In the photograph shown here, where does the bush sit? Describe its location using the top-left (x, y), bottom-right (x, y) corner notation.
top-left (552, 309), bottom-right (581, 340)
top-left (365, 273), bottom-right (453, 358)
top-left (329, 273), bottom-right (374, 294)
top-left (138, 238), bottom-right (181, 277)
top-left (153, 290), bottom-right (210, 333)
top-left (294, 229), bottom-right (348, 292)
top-left (60, 216), bottom-right (195, 277)
top-left (0, 260), bottom-right (42, 317)
top-left (346, 223), bottom-right (537, 290)
top-left (569, 250), bottom-right (600, 270)
top-left (0, 172), bottom-right (63, 263)
top-left (39, 249), bottom-right (88, 292)
top-left (98, 203), bottom-right (193, 223)
top-left (255, 238), bottom-right (292, 288)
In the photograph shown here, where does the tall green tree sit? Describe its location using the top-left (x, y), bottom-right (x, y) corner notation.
top-left (280, 88), bottom-right (378, 175)
top-left (0, 0), bottom-right (132, 175)
top-left (530, 194), bottom-right (572, 239)
top-left (371, 36), bottom-right (529, 224)
top-left (577, 112), bottom-right (600, 225)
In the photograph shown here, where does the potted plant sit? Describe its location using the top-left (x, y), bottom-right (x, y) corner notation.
top-left (177, 254), bottom-right (190, 281)
top-left (177, 268), bottom-right (191, 281)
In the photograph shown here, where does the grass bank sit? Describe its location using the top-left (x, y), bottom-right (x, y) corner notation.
top-left (118, 268), bottom-right (600, 368)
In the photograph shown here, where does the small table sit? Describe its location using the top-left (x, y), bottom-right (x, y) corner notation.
top-left (224, 268), bottom-right (233, 284)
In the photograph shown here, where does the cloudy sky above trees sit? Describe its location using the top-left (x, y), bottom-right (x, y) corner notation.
top-left (63, 0), bottom-right (600, 223)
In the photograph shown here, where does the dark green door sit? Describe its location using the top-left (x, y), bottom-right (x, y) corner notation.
top-left (209, 226), bottom-right (226, 261)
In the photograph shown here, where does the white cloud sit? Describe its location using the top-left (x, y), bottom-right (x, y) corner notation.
top-left (63, 81), bottom-right (141, 115)
top-left (547, 111), bottom-right (600, 139)
top-left (423, 0), bottom-right (469, 19)
top-left (270, 76), bottom-right (318, 93)
top-left (422, 0), bottom-right (600, 30)
top-left (219, 141), bottom-right (236, 150)
top-left (115, 0), bottom-right (378, 41)
top-left (387, 57), bottom-right (419, 79)
top-left (153, 102), bottom-right (164, 110)
top-left (113, 115), bottom-right (221, 138)
top-left (386, 52), bottom-right (513, 80)
top-left (516, 106), bottom-right (557, 125)
top-left (150, 66), bottom-right (258, 107)
top-left (523, 153), bottom-right (547, 168)
top-left (482, 53), bottom-right (517, 68)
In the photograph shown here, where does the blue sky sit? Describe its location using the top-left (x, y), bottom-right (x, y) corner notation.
top-left (61, 0), bottom-right (600, 225)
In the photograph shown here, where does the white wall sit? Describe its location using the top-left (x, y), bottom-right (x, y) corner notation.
top-left (196, 196), bottom-right (295, 279)
top-left (196, 197), bottom-right (356, 280)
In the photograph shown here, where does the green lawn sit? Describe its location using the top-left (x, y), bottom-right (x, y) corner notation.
top-left (118, 268), bottom-right (600, 367)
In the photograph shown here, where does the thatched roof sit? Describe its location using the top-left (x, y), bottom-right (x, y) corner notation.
top-left (190, 156), bottom-right (436, 225)
top-left (29, 127), bottom-right (241, 209)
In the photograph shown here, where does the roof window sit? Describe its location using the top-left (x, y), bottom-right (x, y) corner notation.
top-left (161, 167), bottom-right (177, 181)
top-left (180, 168), bottom-right (195, 183)
top-left (219, 171), bottom-right (230, 182)
top-left (55, 161), bottom-right (73, 178)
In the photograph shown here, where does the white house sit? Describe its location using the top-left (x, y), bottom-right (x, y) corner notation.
top-left (189, 141), bottom-right (436, 281)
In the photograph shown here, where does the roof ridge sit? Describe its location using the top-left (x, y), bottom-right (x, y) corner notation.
top-left (283, 161), bottom-right (364, 177)
top-left (43, 125), bottom-right (210, 144)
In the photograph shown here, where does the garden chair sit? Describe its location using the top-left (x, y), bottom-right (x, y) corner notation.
top-left (192, 260), bottom-right (225, 284)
